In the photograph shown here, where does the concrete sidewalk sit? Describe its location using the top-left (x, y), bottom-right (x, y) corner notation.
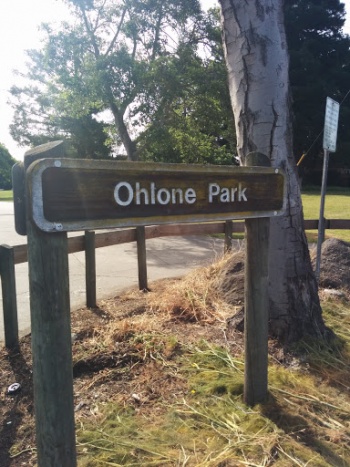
top-left (0, 232), bottom-right (224, 344)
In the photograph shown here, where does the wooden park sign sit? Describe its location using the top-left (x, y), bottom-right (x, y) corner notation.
top-left (27, 158), bottom-right (286, 232)
top-left (21, 143), bottom-right (286, 467)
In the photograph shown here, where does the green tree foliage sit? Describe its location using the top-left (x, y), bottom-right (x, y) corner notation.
top-left (10, 93), bottom-right (112, 159)
top-left (137, 9), bottom-right (236, 164)
top-left (10, 0), bottom-right (235, 163)
top-left (0, 144), bottom-right (16, 189)
top-left (11, 0), bottom-right (348, 169)
top-left (284, 0), bottom-right (350, 168)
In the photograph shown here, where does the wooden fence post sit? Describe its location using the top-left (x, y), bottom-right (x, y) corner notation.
top-left (85, 230), bottom-right (97, 308)
top-left (0, 245), bottom-right (19, 348)
top-left (243, 152), bottom-right (270, 406)
top-left (136, 226), bottom-right (148, 290)
top-left (224, 220), bottom-right (233, 253)
top-left (25, 141), bottom-right (77, 466)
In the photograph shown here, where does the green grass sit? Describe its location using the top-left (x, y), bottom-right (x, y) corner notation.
top-left (76, 300), bottom-right (350, 466)
top-left (0, 190), bottom-right (13, 201)
top-left (227, 187), bottom-right (350, 243)
top-left (302, 186), bottom-right (350, 242)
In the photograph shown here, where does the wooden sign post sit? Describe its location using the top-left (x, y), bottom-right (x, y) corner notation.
top-left (23, 148), bottom-right (285, 465)
top-left (25, 142), bottom-right (77, 467)
top-left (243, 152), bottom-right (270, 406)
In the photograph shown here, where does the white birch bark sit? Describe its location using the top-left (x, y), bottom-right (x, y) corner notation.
top-left (219, 0), bottom-right (326, 341)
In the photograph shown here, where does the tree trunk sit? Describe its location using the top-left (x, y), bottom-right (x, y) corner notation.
top-left (219, 0), bottom-right (327, 343)
top-left (110, 101), bottom-right (138, 161)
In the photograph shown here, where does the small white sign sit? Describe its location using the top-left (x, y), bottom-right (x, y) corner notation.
top-left (323, 97), bottom-right (340, 152)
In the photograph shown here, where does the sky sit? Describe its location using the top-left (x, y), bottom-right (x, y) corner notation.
top-left (0, 0), bottom-right (350, 161)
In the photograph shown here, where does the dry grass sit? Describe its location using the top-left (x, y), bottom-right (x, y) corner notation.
top-left (72, 249), bottom-right (350, 467)
top-left (1, 249), bottom-right (350, 466)
top-left (147, 251), bottom-right (242, 324)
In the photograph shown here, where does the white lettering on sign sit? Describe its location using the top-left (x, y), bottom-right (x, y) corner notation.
top-left (208, 183), bottom-right (247, 203)
top-left (114, 182), bottom-right (133, 206)
top-left (114, 181), bottom-right (248, 207)
top-left (114, 182), bottom-right (197, 207)
top-left (185, 188), bottom-right (196, 204)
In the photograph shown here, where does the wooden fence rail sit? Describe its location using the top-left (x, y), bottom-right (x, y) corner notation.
top-left (1, 218), bottom-right (350, 348)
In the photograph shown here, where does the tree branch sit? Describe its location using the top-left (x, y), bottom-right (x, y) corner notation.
top-left (151, 4), bottom-right (163, 61)
top-left (80, 4), bottom-right (100, 58)
top-left (104, 6), bottom-right (127, 57)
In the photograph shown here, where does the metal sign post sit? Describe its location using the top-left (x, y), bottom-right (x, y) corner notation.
top-left (316, 97), bottom-right (340, 281)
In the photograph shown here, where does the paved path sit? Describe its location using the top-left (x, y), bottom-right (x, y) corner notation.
top-left (0, 202), bottom-right (224, 344)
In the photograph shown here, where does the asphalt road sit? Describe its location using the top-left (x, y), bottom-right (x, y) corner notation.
top-left (0, 201), bottom-right (224, 344)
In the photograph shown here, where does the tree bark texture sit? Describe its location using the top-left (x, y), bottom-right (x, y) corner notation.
top-left (219, 0), bottom-right (326, 342)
